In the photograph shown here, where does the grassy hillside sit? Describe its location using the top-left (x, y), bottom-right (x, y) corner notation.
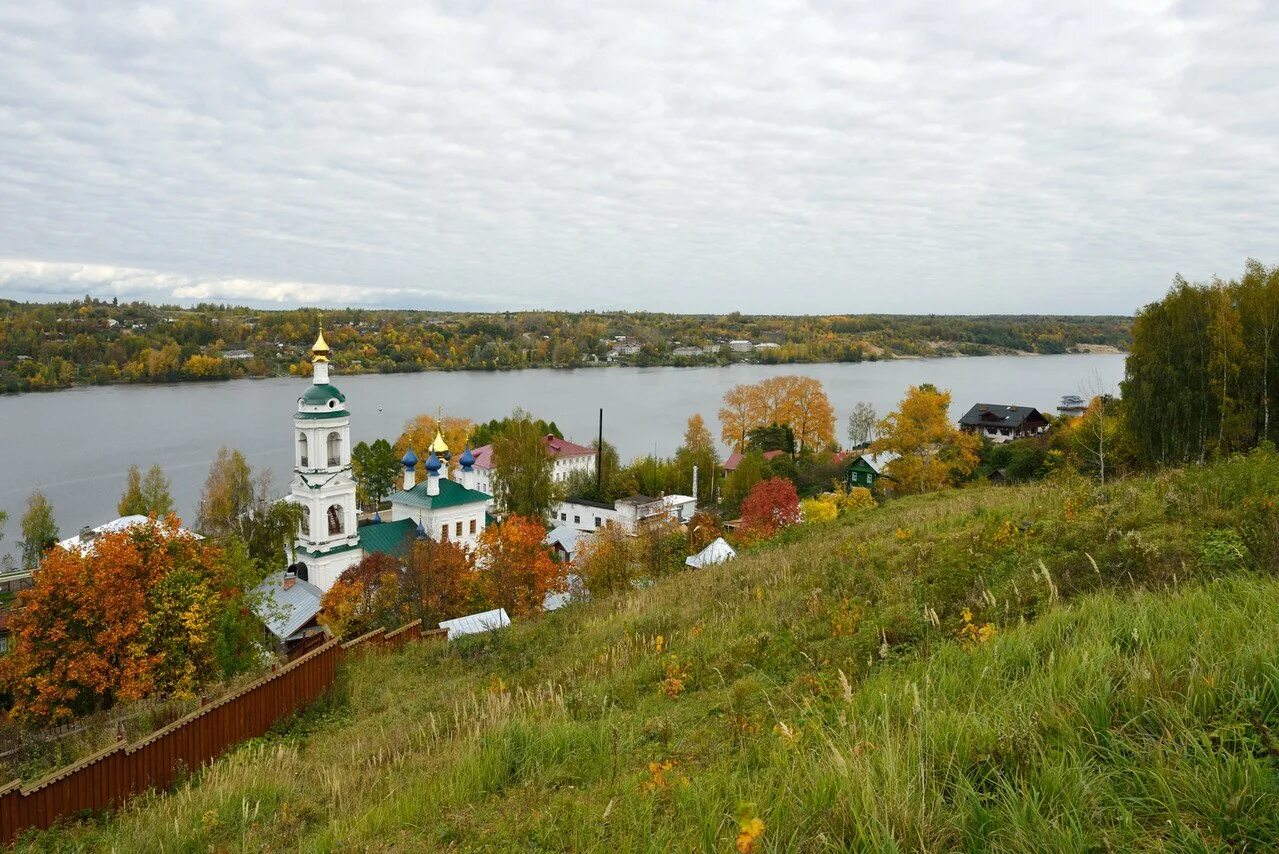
top-left (20, 450), bottom-right (1279, 851)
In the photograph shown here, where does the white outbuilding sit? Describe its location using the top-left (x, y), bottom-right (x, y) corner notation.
top-left (685, 537), bottom-right (737, 569)
top-left (439, 608), bottom-right (511, 640)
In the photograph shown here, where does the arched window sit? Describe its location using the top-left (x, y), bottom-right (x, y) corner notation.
top-left (300, 506), bottom-right (311, 536)
top-left (298, 433), bottom-right (309, 467)
top-left (327, 431), bottom-right (341, 467)
top-left (327, 504), bottom-right (343, 535)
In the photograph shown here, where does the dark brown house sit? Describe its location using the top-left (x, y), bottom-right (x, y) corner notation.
top-left (958, 404), bottom-right (1049, 444)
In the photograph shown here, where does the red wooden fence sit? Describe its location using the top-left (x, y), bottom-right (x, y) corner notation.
top-left (0, 620), bottom-right (445, 845)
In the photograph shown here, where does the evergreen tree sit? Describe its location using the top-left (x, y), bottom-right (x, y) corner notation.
top-left (352, 438), bottom-right (400, 509)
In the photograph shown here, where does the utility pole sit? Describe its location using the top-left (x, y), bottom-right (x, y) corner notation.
top-left (596, 407), bottom-right (604, 496)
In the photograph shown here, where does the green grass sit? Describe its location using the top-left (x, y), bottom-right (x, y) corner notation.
top-left (18, 449), bottom-right (1279, 852)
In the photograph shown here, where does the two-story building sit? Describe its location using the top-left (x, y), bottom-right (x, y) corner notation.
top-left (958, 404), bottom-right (1050, 444)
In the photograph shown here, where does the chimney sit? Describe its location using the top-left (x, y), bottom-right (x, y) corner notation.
top-left (79, 525), bottom-right (95, 544)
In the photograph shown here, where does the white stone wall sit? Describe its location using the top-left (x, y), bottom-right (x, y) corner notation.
top-left (390, 500), bottom-right (487, 551)
top-left (552, 500), bottom-right (618, 533)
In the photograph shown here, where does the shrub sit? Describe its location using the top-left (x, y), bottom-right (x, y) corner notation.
top-left (800, 497), bottom-right (839, 523)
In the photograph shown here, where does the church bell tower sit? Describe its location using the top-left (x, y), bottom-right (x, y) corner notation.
top-left (291, 328), bottom-right (362, 590)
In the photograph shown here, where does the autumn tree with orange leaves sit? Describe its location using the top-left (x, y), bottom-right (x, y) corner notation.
top-left (2, 517), bottom-right (263, 725)
top-left (319, 552), bottom-right (410, 639)
top-left (403, 536), bottom-right (477, 626)
top-left (718, 376), bottom-right (835, 453)
top-left (475, 515), bottom-right (565, 617)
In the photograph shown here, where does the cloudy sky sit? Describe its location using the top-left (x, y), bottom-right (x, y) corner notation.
top-left (0, 1), bottom-right (1275, 315)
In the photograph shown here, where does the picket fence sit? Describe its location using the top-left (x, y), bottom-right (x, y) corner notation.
top-left (0, 620), bottom-right (445, 845)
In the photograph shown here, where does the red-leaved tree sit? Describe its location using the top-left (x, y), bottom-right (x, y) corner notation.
top-left (739, 477), bottom-right (801, 542)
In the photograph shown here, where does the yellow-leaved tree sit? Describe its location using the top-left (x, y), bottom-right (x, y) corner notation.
top-left (394, 413), bottom-right (474, 481)
top-left (870, 384), bottom-right (980, 494)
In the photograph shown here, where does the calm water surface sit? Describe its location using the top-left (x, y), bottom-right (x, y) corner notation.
top-left (0, 354), bottom-right (1124, 559)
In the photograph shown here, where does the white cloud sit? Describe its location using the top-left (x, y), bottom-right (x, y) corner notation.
top-left (1, 1), bottom-right (1277, 314)
top-left (0, 258), bottom-right (525, 309)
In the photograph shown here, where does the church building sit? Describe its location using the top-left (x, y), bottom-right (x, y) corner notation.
top-left (289, 330), bottom-right (491, 591)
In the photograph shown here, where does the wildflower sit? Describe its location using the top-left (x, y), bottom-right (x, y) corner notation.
top-left (754, 586), bottom-right (765, 602)
top-left (488, 675), bottom-right (508, 694)
top-left (654, 634), bottom-right (665, 655)
top-left (200, 809), bottom-right (221, 832)
top-left (895, 528), bottom-right (911, 542)
top-left (690, 623), bottom-right (704, 639)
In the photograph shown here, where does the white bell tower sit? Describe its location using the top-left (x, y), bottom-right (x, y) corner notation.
top-left (291, 328), bottom-right (362, 590)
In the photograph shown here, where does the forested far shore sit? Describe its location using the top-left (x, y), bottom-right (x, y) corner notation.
top-left (0, 298), bottom-right (1130, 393)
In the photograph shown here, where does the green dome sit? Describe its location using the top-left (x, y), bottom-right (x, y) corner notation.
top-left (300, 383), bottom-right (346, 405)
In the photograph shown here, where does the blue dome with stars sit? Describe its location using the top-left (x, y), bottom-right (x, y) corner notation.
top-left (459, 446), bottom-right (475, 470)
top-left (425, 451), bottom-right (442, 473)
top-left (401, 446), bottom-right (418, 469)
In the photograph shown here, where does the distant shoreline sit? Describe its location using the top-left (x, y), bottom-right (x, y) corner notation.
top-left (0, 347), bottom-right (1128, 397)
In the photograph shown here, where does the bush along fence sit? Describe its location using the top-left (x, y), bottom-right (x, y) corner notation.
top-left (0, 620), bottom-right (445, 845)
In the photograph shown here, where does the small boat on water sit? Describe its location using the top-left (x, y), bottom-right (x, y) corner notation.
top-left (1057, 394), bottom-right (1087, 417)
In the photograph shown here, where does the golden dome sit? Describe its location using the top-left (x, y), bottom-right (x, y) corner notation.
top-left (430, 429), bottom-right (449, 454)
top-left (311, 328), bottom-right (330, 363)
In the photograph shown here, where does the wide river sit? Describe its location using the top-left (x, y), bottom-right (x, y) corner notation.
top-left (0, 353), bottom-right (1124, 559)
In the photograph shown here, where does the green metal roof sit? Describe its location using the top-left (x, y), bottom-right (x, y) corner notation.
top-left (300, 383), bottom-right (346, 405)
top-left (358, 518), bottom-right (416, 556)
top-left (389, 478), bottom-right (490, 511)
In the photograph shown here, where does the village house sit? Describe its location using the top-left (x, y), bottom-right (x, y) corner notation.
top-left (958, 403), bottom-right (1050, 443)
top-left (253, 568), bottom-right (326, 654)
top-left (729, 339), bottom-right (752, 353)
top-left (552, 493), bottom-right (692, 535)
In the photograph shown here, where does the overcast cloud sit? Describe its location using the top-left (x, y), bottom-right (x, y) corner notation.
top-left (0, 1), bottom-right (1276, 314)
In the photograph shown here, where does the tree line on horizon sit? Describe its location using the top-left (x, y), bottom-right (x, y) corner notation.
top-left (0, 296), bottom-right (1131, 393)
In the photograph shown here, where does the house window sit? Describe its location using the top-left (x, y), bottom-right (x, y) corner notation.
top-left (327, 505), bottom-right (343, 535)
top-left (574, 515), bottom-right (580, 524)
top-left (595, 517), bottom-right (602, 527)
top-left (455, 520), bottom-right (463, 537)
top-left (469, 518), bottom-right (477, 534)
top-left (441, 524), bottom-right (449, 540)
top-left (298, 433), bottom-right (309, 467)
top-left (561, 512), bottom-right (567, 521)
top-left (327, 431), bottom-right (342, 466)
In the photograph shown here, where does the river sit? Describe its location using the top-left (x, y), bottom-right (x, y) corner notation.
top-left (0, 353), bottom-right (1125, 559)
